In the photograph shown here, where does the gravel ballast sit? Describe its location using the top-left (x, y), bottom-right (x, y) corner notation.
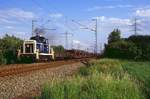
top-left (0, 62), bottom-right (83, 99)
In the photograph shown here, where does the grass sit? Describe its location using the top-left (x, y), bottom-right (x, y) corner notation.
top-left (37, 59), bottom-right (150, 99)
top-left (122, 61), bottom-right (150, 99)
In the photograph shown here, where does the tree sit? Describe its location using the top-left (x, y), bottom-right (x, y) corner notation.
top-left (51, 45), bottom-right (65, 53)
top-left (104, 40), bottom-right (137, 59)
top-left (108, 29), bottom-right (121, 44)
top-left (51, 45), bottom-right (65, 58)
top-left (126, 35), bottom-right (150, 60)
top-left (0, 34), bottom-right (23, 64)
top-left (105, 33), bottom-right (150, 61)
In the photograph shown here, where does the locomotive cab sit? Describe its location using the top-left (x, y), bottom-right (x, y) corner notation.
top-left (18, 35), bottom-right (55, 62)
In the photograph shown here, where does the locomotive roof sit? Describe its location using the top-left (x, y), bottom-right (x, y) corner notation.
top-left (30, 35), bottom-right (48, 44)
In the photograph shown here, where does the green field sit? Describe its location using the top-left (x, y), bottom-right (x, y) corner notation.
top-left (37, 59), bottom-right (150, 99)
top-left (122, 61), bottom-right (150, 99)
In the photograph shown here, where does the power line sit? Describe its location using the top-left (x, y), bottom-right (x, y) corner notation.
top-left (72, 19), bottom-right (99, 54)
top-left (44, 0), bottom-right (79, 40)
top-left (31, 0), bottom-right (75, 47)
top-left (31, 0), bottom-right (95, 51)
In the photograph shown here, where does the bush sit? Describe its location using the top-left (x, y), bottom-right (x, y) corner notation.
top-left (127, 35), bottom-right (150, 60)
top-left (105, 32), bottom-right (150, 61)
top-left (104, 40), bottom-right (137, 59)
top-left (0, 51), bottom-right (7, 65)
top-left (0, 34), bottom-right (23, 64)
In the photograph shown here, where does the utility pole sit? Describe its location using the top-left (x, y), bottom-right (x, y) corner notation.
top-left (131, 18), bottom-right (141, 36)
top-left (61, 32), bottom-right (73, 49)
top-left (133, 18), bottom-right (137, 36)
top-left (32, 20), bottom-right (37, 36)
top-left (77, 43), bottom-right (80, 49)
top-left (63, 17), bottom-right (74, 49)
top-left (72, 19), bottom-right (99, 55)
top-left (71, 39), bottom-right (73, 49)
top-left (65, 17), bottom-right (68, 49)
top-left (99, 43), bottom-right (102, 54)
top-left (65, 31), bottom-right (68, 49)
top-left (92, 19), bottom-right (98, 54)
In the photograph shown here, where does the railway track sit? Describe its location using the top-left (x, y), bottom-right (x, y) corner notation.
top-left (0, 58), bottom-right (90, 77)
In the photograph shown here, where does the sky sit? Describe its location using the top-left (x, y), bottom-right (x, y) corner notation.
top-left (0, 0), bottom-right (150, 51)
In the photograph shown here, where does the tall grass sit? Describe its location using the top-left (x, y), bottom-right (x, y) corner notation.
top-left (122, 61), bottom-right (150, 99)
top-left (38, 59), bottom-right (142, 99)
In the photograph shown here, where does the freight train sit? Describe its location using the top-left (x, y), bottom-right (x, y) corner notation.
top-left (17, 34), bottom-right (95, 62)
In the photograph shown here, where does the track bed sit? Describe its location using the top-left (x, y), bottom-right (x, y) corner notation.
top-left (0, 61), bottom-right (83, 99)
top-left (0, 59), bottom-right (87, 77)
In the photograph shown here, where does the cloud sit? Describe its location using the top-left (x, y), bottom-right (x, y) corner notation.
top-left (0, 31), bottom-right (29, 39)
top-left (87, 5), bottom-right (133, 11)
top-left (70, 16), bottom-right (133, 50)
top-left (73, 40), bottom-right (80, 44)
top-left (135, 9), bottom-right (150, 18)
top-left (94, 16), bottom-right (131, 25)
top-left (0, 18), bottom-right (17, 24)
top-left (0, 8), bottom-right (35, 25)
top-left (5, 26), bottom-right (15, 29)
top-left (9, 8), bottom-right (35, 19)
top-left (89, 16), bottom-right (134, 46)
top-left (108, 18), bottom-right (131, 25)
top-left (0, 8), bottom-right (35, 19)
top-left (0, 8), bottom-right (36, 38)
top-left (13, 31), bottom-right (30, 39)
top-left (49, 13), bottom-right (63, 18)
top-left (72, 39), bottom-right (89, 50)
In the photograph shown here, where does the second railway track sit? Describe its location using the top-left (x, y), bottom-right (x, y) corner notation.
top-left (0, 59), bottom-right (87, 77)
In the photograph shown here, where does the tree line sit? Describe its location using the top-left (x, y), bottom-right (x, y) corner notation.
top-left (104, 29), bottom-right (150, 61)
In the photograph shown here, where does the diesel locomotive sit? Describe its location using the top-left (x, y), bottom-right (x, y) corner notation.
top-left (17, 34), bottom-right (55, 61)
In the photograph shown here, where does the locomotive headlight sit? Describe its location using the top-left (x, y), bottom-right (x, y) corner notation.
top-left (27, 45), bottom-right (29, 47)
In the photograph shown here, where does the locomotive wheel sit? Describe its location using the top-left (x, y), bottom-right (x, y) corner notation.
top-left (38, 55), bottom-right (54, 62)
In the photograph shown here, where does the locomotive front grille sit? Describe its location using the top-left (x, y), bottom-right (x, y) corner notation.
top-left (25, 44), bottom-right (34, 53)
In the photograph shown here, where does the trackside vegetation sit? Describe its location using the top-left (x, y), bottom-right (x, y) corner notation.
top-left (0, 34), bottom-right (23, 64)
top-left (37, 59), bottom-right (150, 99)
top-left (104, 29), bottom-right (150, 61)
top-left (122, 61), bottom-right (150, 99)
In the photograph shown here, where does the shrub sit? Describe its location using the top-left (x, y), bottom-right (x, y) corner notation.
top-left (105, 34), bottom-right (150, 61)
top-left (0, 51), bottom-right (7, 65)
top-left (104, 40), bottom-right (137, 59)
top-left (0, 34), bottom-right (23, 64)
